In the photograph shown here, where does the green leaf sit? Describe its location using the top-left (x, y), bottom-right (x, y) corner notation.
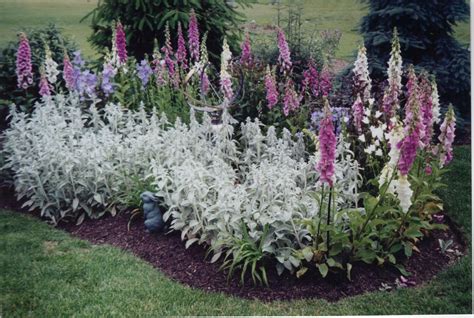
top-left (296, 267), bottom-right (308, 278)
top-left (317, 263), bottom-right (329, 277)
top-left (394, 264), bottom-right (411, 277)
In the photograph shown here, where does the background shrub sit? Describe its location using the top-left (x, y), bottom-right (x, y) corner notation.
top-left (0, 23), bottom-right (78, 130)
top-left (359, 0), bottom-right (470, 119)
top-left (85, 0), bottom-right (252, 63)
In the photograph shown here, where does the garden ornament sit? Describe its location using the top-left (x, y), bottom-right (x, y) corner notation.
top-left (140, 191), bottom-right (165, 233)
top-left (182, 61), bottom-right (244, 127)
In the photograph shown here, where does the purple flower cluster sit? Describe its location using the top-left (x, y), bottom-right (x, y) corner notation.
top-left (136, 59), bottom-right (153, 88)
top-left (16, 33), bottom-right (33, 89)
top-left (76, 70), bottom-right (97, 99)
top-left (317, 104), bottom-right (337, 187)
top-left (382, 87), bottom-right (396, 130)
top-left (115, 21), bottom-right (127, 64)
top-left (188, 9), bottom-right (200, 63)
top-left (264, 67), bottom-right (278, 109)
top-left (282, 79), bottom-right (300, 116)
top-left (311, 107), bottom-right (349, 136)
top-left (240, 33), bottom-right (252, 67)
top-left (176, 23), bottom-right (188, 70)
top-left (63, 53), bottom-right (75, 91)
top-left (277, 29), bottom-right (292, 74)
top-left (397, 99), bottom-right (423, 176)
top-left (101, 62), bottom-right (116, 96)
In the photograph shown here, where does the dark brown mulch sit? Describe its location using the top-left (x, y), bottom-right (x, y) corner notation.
top-left (0, 185), bottom-right (467, 302)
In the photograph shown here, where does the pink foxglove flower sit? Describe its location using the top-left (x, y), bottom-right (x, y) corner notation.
top-left (419, 73), bottom-right (434, 147)
top-left (240, 32), bottom-right (252, 66)
top-left (264, 65), bottom-right (278, 109)
top-left (317, 100), bottom-right (337, 187)
top-left (188, 9), bottom-right (200, 63)
top-left (351, 94), bottom-right (364, 133)
top-left (220, 38), bottom-right (233, 101)
top-left (176, 22), bottom-right (188, 70)
top-left (277, 28), bottom-right (292, 74)
top-left (63, 52), bottom-right (75, 90)
top-left (38, 66), bottom-right (51, 97)
top-left (283, 79), bottom-right (300, 116)
top-left (16, 32), bottom-right (33, 89)
top-left (115, 21), bottom-right (128, 64)
top-left (438, 105), bottom-right (456, 167)
top-left (352, 46), bottom-right (372, 101)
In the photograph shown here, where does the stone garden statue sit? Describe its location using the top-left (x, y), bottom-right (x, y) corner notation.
top-left (140, 191), bottom-right (165, 233)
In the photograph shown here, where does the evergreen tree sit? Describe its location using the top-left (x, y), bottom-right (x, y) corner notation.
top-left (360, 0), bottom-right (470, 118)
top-left (83, 0), bottom-right (251, 63)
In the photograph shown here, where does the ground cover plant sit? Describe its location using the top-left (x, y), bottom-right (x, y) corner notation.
top-left (2, 14), bottom-right (461, 288)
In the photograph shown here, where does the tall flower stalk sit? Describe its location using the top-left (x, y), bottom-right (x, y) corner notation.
top-left (220, 38), bottom-right (233, 101)
top-left (240, 32), bottom-right (252, 67)
top-left (352, 46), bottom-right (372, 101)
top-left (199, 32), bottom-right (210, 95)
top-left (382, 28), bottom-right (403, 127)
top-left (277, 28), bottom-right (292, 74)
top-left (438, 105), bottom-right (456, 167)
top-left (264, 65), bottom-right (278, 110)
top-left (176, 22), bottom-right (188, 70)
top-left (282, 79), bottom-right (300, 116)
top-left (44, 43), bottom-right (59, 84)
top-left (188, 9), bottom-right (200, 63)
top-left (115, 21), bottom-right (128, 65)
top-left (16, 32), bottom-right (33, 90)
top-left (162, 23), bottom-right (176, 84)
top-left (38, 65), bottom-right (51, 97)
top-left (62, 51), bottom-right (75, 91)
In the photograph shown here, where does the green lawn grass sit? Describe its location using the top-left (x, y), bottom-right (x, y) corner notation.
top-left (0, 146), bottom-right (471, 316)
top-left (0, 0), bottom-right (469, 61)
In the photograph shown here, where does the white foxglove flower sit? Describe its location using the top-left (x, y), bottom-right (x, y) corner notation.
top-left (358, 134), bottom-right (366, 143)
top-left (353, 46), bottom-right (372, 101)
top-left (375, 148), bottom-right (383, 157)
top-left (362, 117), bottom-right (370, 124)
top-left (396, 174), bottom-right (413, 213)
top-left (370, 125), bottom-right (385, 141)
top-left (44, 45), bottom-right (59, 84)
top-left (364, 144), bottom-right (376, 154)
top-left (431, 79), bottom-right (441, 124)
top-left (375, 110), bottom-right (383, 118)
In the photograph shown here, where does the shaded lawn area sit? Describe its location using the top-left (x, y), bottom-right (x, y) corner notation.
top-left (0, 146), bottom-right (471, 316)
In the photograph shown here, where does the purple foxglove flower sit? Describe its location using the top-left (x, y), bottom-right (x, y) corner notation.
top-left (397, 94), bottom-right (423, 176)
top-left (277, 28), bottom-right (292, 74)
top-left (302, 62), bottom-right (320, 97)
top-left (162, 23), bottom-right (177, 84)
top-left (16, 33), bottom-right (33, 89)
top-left (317, 101), bottom-right (337, 187)
top-left (63, 52), bottom-right (75, 90)
top-left (438, 105), bottom-right (456, 167)
top-left (319, 69), bottom-right (332, 97)
top-left (264, 66), bottom-right (278, 110)
top-left (176, 22), bottom-right (188, 70)
top-left (283, 79), bottom-right (300, 116)
top-left (419, 73), bottom-right (434, 147)
top-left (101, 61), bottom-right (117, 96)
top-left (200, 71), bottom-right (210, 95)
top-left (240, 33), bottom-right (252, 66)
top-left (136, 59), bottom-right (153, 88)
top-left (38, 69), bottom-right (51, 97)
top-left (188, 9), bottom-right (200, 63)
top-left (115, 21), bottom-right (128, 64)
top-left (351, 94), bottom-right (364, 133)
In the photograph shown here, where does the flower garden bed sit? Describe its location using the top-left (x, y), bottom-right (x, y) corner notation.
top-left (1, 11), bottom-right (465, 302)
